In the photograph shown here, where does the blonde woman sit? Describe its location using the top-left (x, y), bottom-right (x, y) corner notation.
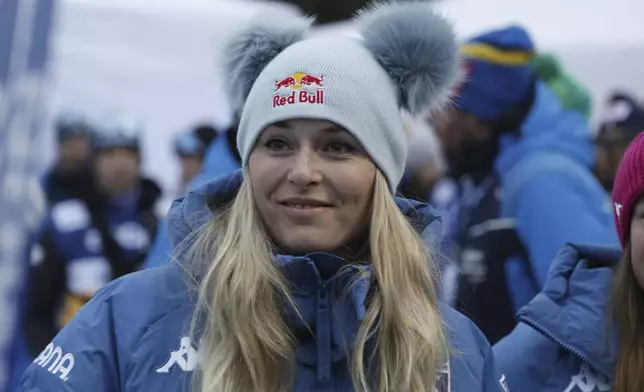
top-left (18, 3), bottom-right (508, 392)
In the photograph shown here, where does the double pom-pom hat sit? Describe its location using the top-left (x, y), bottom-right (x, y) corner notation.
top-left (221, 1), bottom-right (461, 192)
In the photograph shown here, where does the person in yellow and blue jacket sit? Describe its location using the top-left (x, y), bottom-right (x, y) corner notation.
top-left (437, 26), bottom-right (617, 343)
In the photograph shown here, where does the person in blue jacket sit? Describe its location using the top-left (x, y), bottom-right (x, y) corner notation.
top-left (494, 132), bottom-right (644, 391)
top-left (17, 3), bottom-right (509, 391)
top-left (436, 26), bottom-right (617, 341)
top-left (23, 116), bottom-right (162, 358)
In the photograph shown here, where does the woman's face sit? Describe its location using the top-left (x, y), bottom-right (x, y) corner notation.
top-left (631, 198), bottom-right (644, 289)
top-left (248, 119), bottom-right (376, 254)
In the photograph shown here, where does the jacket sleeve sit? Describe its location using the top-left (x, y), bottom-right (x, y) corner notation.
top-left (17, 282), bottom-right (122, 392)
top-left (24, 219), bottom-right (67, 357)
top-left (512, 171), bottom-right (617, 288)
top-left (493, 322), bottom-right (561, 392)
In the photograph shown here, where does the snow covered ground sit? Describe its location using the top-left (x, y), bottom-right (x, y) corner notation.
top-left (44, 0), bottom-right (644, 201)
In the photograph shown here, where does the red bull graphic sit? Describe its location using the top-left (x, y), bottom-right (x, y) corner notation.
top-left (273, 72), bottom-right (324, 108)
top-left (274, 76), bottom-right (296, 91)
top-left (299, 74), bottom-right (323, 87)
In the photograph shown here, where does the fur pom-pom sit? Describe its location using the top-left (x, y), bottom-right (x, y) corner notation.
top-left (222, 12), bottom-right (313, 113)
top-left (357, 1), bottom-right (460, 115)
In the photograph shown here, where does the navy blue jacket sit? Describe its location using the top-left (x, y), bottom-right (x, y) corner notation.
top-left (454, 175), bottom-right (528, 345)
top-left (18, 171), bottom-right (509, 392)
top-left (494, 243), bottom-right (620, 392)
top-left (24, 178), bottom-right (161, 357)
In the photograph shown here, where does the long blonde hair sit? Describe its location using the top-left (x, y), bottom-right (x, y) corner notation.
top-left (189, 171), bottom-right (448, 392)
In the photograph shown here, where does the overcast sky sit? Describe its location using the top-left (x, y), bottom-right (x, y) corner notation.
top-left (62, 0), bottom-right (644, 46)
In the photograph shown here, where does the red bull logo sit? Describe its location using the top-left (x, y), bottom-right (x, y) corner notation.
top-left (273, 72), bottom-right (324, 108)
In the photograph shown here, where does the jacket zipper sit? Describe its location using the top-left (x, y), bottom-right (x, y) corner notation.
top-left (519, 316), bottom-right (611, 379)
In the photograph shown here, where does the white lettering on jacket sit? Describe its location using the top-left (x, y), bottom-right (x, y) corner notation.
top-left (33, 343), bottom-right (75, 381)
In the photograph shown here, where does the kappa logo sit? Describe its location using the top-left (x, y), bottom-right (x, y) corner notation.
top-left (272, 72), bottom-right (324, 108)
top-left (563, 364), bottom-right (610, 392)
top-left (33, 343), bottom-right (75, 381)
top-left (156, 336), bottom-right (200, 373)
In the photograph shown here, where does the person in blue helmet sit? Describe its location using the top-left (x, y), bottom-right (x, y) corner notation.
top-left (41, 110), bottom-right (95, 205)
top-left (22, 115), bottom-right (162, 358)
top-left (434, 26), bottom-right (617, 344)
top-left (494, 132), bottom-right (644, 392)
top-left (17, 4), bottom-right (509, 391)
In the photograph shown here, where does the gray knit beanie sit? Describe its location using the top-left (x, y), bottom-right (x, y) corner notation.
top-left (223, 1), bottom-right (460, 192)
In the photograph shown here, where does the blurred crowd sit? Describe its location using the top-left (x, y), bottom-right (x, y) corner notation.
top-left (7, 14), bottom-right (644, 392)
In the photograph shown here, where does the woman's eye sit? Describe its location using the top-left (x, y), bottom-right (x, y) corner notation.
top-left (265, 139), bottom-right (290, 151)
top-left (325, 142), bottom-right (355, 155)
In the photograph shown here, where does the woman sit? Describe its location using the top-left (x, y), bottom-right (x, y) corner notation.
top-left (494, 132), bottom-right (644, 391)
top-left (18, 3), bottom-right (507, 392)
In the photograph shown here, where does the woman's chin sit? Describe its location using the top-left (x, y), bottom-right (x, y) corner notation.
top-left (276, 235), bottom-right (342, 256)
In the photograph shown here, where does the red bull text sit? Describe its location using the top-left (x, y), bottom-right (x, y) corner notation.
top-left (272, 73), bottom-right (325, 108)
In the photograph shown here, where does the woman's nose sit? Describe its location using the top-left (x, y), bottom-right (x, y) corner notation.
top-left (287, 148), bottom-right (322, 187)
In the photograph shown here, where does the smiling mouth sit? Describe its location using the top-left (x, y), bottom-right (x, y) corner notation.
top-left (281, 203), bottom-right (330, 209)
top-left (277, 198), bottom-right (334, 210)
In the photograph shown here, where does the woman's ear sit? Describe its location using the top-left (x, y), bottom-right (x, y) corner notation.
top-left (222, 11), bottom-right (313, 114)
top-left (357, 1), bottom-right (460, 116)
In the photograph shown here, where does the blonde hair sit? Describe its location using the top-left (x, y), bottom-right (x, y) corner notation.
top-left (189, 171), bottom-right (448, 392)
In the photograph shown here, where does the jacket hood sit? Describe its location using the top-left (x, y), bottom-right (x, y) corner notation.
top-left (495, 81), bottom-right (595, 176)
top-left (168, 170), bottom-right (443, 254)
top-left (517, 243), bottom-right (621, 376)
